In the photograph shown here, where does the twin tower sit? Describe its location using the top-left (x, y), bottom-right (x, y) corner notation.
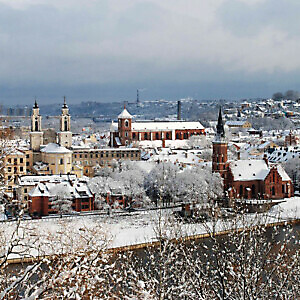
top-left (30, 98), bottom-right (72, 151)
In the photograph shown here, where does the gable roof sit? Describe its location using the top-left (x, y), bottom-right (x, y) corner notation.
top-left (275, 164), bottom-right (291, 182)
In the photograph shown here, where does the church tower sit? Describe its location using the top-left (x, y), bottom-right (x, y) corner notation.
top-left (30, 100), bottom-right (43, 151)
top-left (118, 106), bottom-right (132, 146)
top-left (57, 97), bottom-right (72, 148)
top-left (212, 107), bottom-right (228, 179)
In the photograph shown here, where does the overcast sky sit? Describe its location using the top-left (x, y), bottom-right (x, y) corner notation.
top-left (1, 0), bottom-right (300, 105)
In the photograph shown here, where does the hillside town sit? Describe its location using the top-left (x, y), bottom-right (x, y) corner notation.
top-left (0, 0), bottom-right (300, 296)
top-left (0, 95), bottom-right (299, 298)
top-left (0, 94), bottom-right (299, 219)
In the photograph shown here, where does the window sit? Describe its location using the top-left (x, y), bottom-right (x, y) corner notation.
top-left (144, 133), bottom-right (148, 140)
top-left (64, 117), bottom-right (68, 131)
top-left (176, 133), bottom-right (179, 139)
top-left (273, 172), bottom-right (275, 183)
top-left (24, 188), bottom-right (27, 193)
top-left (20, 167), bottom-right (23, 172)
top-left (132, 132), bottom-right (136, 139)
top-left (80, 154), bottom-right (82, 158)
top-left (282, 185), bottom-right (285, 193)
top-left (166, 132), bottom-right (170, 139)
top-left (251, 184), bottom-right (255, 198)
top-left (20, 158), bottom-right (23, 163)
top-left (125, 132), bottom-right (128, 137)
top-left (125, 120), bottom-right (129, 127)
top-left (156, 133), bottom-right (159, 140)
top-left (239, 185), bottom-right (243, 197)
top-left (272, 186), bottom-right (275, 196)
top-left (8, 158), bottom-right (11, 163)
top-left (85, 154), bottom-right (88, 158)
top-left (183, 133), bottom-right (188, 139)
top-left (60, 158), bottom-right (64, 165)
top-left (8, 167), bottom-right (11, 172)
top-left (74, 154), bottom-right (77, 158)
top-left (26, 154), bottom-right (29, 159)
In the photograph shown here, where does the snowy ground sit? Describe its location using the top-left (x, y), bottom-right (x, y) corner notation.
top-left (1, 197), bottom-right (299, 261)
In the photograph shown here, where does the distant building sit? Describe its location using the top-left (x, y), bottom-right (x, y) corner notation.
top-left (225, 120), bottom-right (252, 129)
top-left (213, 108), bottom-right (293, 200)
top-left (110, 108), bottom-right (205, 147)
top-left (17, 174), bottom-right (96, 217)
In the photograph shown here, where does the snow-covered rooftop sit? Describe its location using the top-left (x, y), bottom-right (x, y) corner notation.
top-left (132, 121), bottom-right (204, 131)
top-left (118, 108), bottom-right (132, 119)
top-left (18, 174), bottom-right (78, 186)
top-left (230, 160), bottom-right (270, 181)
top-left (225, 120), bottom-right (249, 126)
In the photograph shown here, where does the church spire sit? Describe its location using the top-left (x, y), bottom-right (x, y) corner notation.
top-left (34, 98), bottom-right (39, 109)
top-left (216, 107), bottom-right (225, 138)
top-left (63, 96), bottom-right (68, 108)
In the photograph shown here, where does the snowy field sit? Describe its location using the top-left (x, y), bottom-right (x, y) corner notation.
top-left (1, 197), bottom-right (299, 261)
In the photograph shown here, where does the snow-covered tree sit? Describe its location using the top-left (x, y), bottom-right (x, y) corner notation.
top-left (50, 183), bottom-right (73, 217)
top-left (145, 162), bottom-right (180, 206)
top-left (283, 158), bottom-right (300, 191)
top-left (187, 135), bottom-right (210, 149)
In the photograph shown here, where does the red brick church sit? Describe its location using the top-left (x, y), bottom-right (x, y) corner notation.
top-left (213, 109), bottom-right (293, 200)
top-left (110, 107), bottom-right (205, 147)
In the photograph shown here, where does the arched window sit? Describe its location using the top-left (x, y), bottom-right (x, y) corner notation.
top-left (35, 118), bottom-right (39, 131)
top-left (60, 158), bottom-right (64, 165)
top-left (166, 132), bottom-right (170, 139)
top-left (144, 133), bottom-right (148, 140)
top-left (64, 118), bottom-right (68, 131)
top-left (132, 133), bottom-right (136, 139)
top-left (183, 133), bottom-right (188, 139)
top-left (251, 184), bottom-right (256, 198)
top-left (239, 185), bottom-right (243, 198)
top-left (272, 186), bottom-right (275, 196)
top-left (125, 120), bottom-right (129, 127)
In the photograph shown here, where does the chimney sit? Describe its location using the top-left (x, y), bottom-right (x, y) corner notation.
top-left (137, 89), bottom-right (139, 104)
top-left (177, 100), bottom-right (181, 120)
top-left (263, 154), bottom-right (268, 166)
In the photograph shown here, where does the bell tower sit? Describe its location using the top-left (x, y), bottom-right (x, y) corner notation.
top-left (118, 106), bottom-right (132, 146)
top-left (30, 100), bottom-right (43, 151)
top-left (58, 97), bottom-right (72, 148)
top-left (212, 107), bottom-right (228, 179)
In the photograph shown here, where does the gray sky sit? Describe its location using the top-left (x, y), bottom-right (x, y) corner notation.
top-left (1, 0), bottom-right (300, 105)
